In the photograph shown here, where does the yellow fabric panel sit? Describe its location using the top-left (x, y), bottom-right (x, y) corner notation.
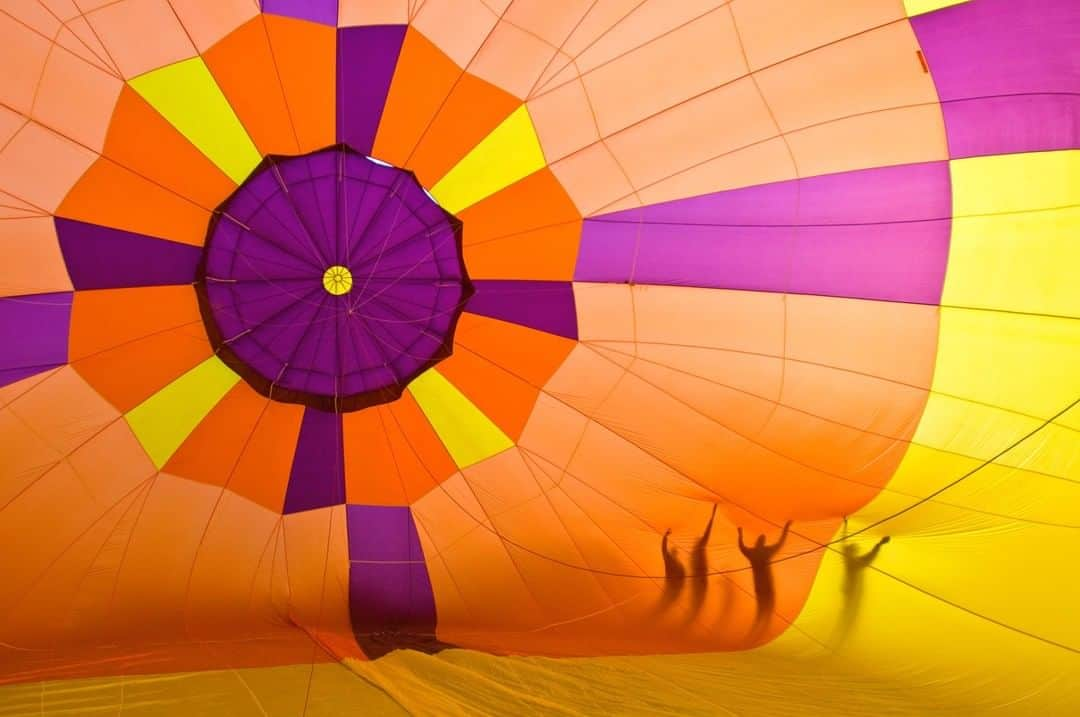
top-left (944, 150), bottom-right (1080, 317)
top-left (129, 58), bottom-right (262, 184)
top-left (429, 105), bottom-right (547, 214)
top-left (126, 356), bottom-right (240, 468)
top-left (408, 368), bottom-right (514, 468)
top-left (903, 0), bottom-right (970, 16)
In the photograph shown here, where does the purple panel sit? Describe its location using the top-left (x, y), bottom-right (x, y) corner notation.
top-left (337, 26), bottom-right (407, 153)
top-left (0, 292), bottom-right (71, 388)
top-left (261, 0), bottom-right (338, 26)
top-left (346, 505), bottom-right (424, 563)
top-left (55, 218), bottom-right (201, 290)
top-left (346, 505), bottom-right (445, 657)
top-left (577, 162), bottom-right (952, 304)
top-left (912, 0), bottom-right (1080, 157)
top-left (466, 280), bottom-right (578, 339)
top-left (199, 146), bottom-right (470, 413)
top-left (283, 407), bottom-right (345, 513)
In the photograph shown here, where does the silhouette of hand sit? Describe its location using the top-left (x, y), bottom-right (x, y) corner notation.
top-left (880, 536), bottom-right (891, 545)
top-left (784, 520), bottom-right (793, 529)
top-left (664, 528), bottom-right (672, 537)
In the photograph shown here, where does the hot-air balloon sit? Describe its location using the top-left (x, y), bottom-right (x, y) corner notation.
top-left (0, 0), bottom-right (1077, 714)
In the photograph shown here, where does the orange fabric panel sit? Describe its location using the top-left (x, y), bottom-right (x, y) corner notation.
top-left (459, 168), bottom-right (581, 280)
top-left (454, 312), bottom-right (575, 387)
top-left (262, 14), bottom-right (336, 153)
top-left (68, 286), bottom-right (211, 412)
top-left (383, 392), bottom-right (459, 502)
top-left (282, 506), bottom-right (354, 643)
top-left (227, 399), bottom-right (305, 513)
top-left (0, 216), bottom-right (73, 297)
top-left (203, 16), bottom-right (302, 156)
top-left (344, 406), bottom-right (408, 506)
top-left (372, 27), bottom-right (461, 167)
top-left (103, 85), bottom-right (236, 209)
top-left (165, 382), bottom-right (270, 488)
top-left (404, 73), bottom-right (520, 188)
top-left (56, 158), bottom-right (212, 246)
top-left (437, 344), bottom-right (538, 441)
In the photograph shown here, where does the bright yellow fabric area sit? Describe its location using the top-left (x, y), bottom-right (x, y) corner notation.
top-left (129, 58), bottom-right (262, 184)
top-left (945, 150), bottom-right (1080, 317)
top-left (126, 356), bottom-right (241, 468)
top-left (408, 369), bottom-right (513, 468)
top-left (429, 105), bottom-right (547, 214)
top-left (322, 265), bottom-right (354, 296)
top-left (903, 0), bottom-right (970, 16)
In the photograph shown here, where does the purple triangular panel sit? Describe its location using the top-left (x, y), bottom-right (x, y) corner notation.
top-left (283, 407), bottom-right (345, 514)
top-left (466, 280), bottom-right (579, 340)
top-left (337, 25), bottom-right (407, 154)
top-left (55, 218), bottom-right (201, 290)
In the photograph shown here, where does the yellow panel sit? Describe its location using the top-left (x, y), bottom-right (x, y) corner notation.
top-left (126, 355), bottom-right (240, 468)
top-left (944, 151), bottom-right (1080, 316)
top-left (129, 57), bottom-right (262, 184)
top-left (408, 368), bottom-right (513, 468)
top-left (903, 0), bottom-right (970, 16)
top-left (430, 105), bottom-right (547, 213)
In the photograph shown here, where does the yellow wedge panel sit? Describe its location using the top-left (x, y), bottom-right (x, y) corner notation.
top-left (126, 355), bottom-right (241, 468)
top-left (129, 57), bottom-right (262, 184)
top-left (429, 105), bottom-right (547, 214)
top-left (408, 368), bottom-right (514, 468)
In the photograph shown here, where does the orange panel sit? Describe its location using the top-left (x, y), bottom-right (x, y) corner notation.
top-left (228, 399), bottom-right (304, 512)
top-left (384, 392), bottom-right (459, 503)
top-left (453, 312), bottom-right (575, 387)
top-left (344, 407), bottom-right (409, 506)
top-left (405, 73), bottom-right (520, 188)
top-left (372, 27), bottom-right (461, 168)
top-left (56, 158), bottom-right (212, 246)
top-left (263, 15), bottom-right (336, 153)
top-left (437, 345), bottom-right (538, 441)
top-left (203, 16), bottom-right (301, 156)
top-left (104, 85), bottom-right (236, 210)
top-left (459, 168), bottom-right (581, 280)
top-left (165, 382), bottom-right (270, 488)
top-left (69, 286), bottom-right (211, 412)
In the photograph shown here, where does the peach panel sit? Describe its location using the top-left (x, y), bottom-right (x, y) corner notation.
top-left (263, 15), bottom-right (337, 153)
top-left (170, 0), bottom-right (259, 52)
top-left (0, 11), bottom-right (50, 114)
top-left (526, 78), bottom-right (601, 162)
top-left (539, 0), bottom-right (732, 93)
top-left (548, 141), bottom-right (635, 216)
top-left (56, 158), bottom-right (211, 245)
top-left (730, 0), bottom-right (906, 70)
top-left (0, 216), bottom-right (73, 297)
top-left (32, 41), bottom-right (122, 150)
top-left (164, 381), bottom-right (269, 488)
top-left (203, 16), bottom-right (301, 156)
top-left (339, 0), bottom-right (410, 26)
top-left (372, 27), bottom-right (461, 167)
top-left (0, 419), bottom-right (156, 642)
top-left (68, 286), bottom-right (211, 412)
top-left (411, 0), bottom-right (504, 68)
top-left (595, 137), bottom-right (796, 215)
top-left (85, 0), bottom-right (197, 78)
top-left (0, 122), bottom-right (96, 212)
top-left (576, 8), bottom-right (747, 138)
top-left (753, 21), bottom-right (936, 133)
top-left (104, 86), bottom-right (236, 209)
top-left (0, 105), bottom-right (24, 150)
top-left (459, 168), bottom-right (581, 280)
top-left (469, 16), bottom-right (559, 100)
top-left (405, 73), bottom-right (520, 188)
top-left (785, 103), bottom-right (947, 176)
top-left (603, 76), bottom-right (780, 192)
top-left (282, 505), bottom-right (354, 640)
top-left (0, 366), bottom-right (120, 507)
